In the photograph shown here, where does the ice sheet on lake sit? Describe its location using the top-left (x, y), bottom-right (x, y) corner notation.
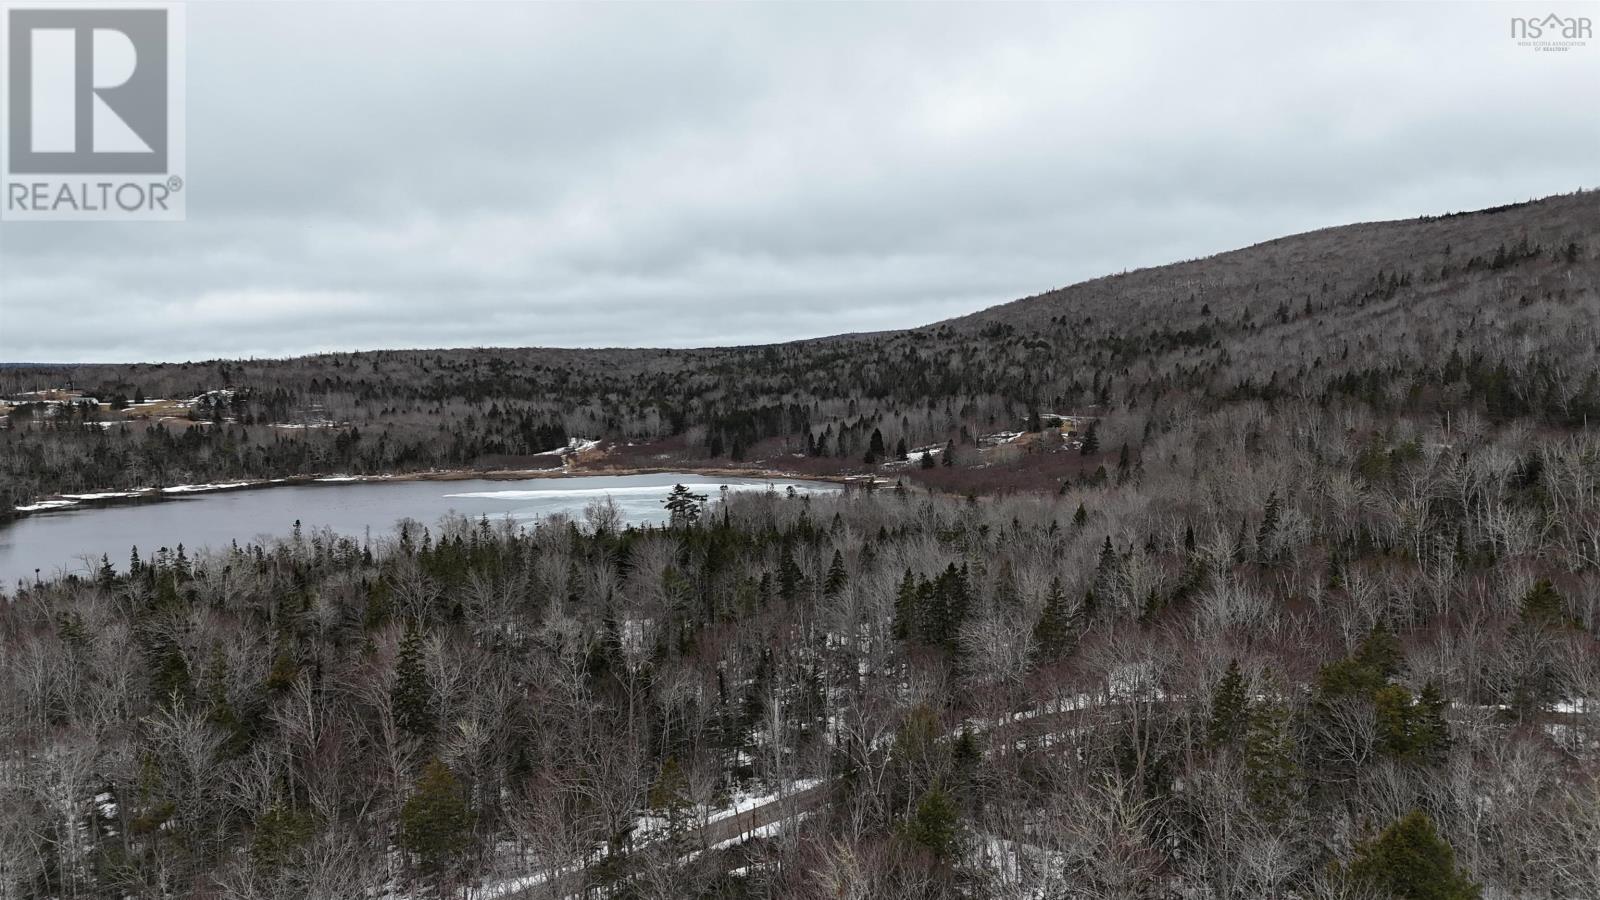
top-left (445, 481), bottom-right (834, 500)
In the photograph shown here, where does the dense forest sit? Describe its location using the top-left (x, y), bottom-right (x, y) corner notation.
top-left (4, 420), bottom-right (1600, 898)
top-left (1, 191), bottom-right (1599, 899)
top-left (3, 191), bottom-right (1598, 513)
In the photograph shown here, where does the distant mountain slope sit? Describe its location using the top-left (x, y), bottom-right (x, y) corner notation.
top-left (2, 190), bottom-right (1597, 504)
top-left (946, 194), bottom-right (1593, 330)
top-left (924, 189), bottom-right (1599, 392)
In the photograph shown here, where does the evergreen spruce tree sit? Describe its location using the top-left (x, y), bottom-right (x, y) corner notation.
top-left (922, 570), bottom-right (953, 649)
top-left (663, 483), bottom-right (707, 527)
top-left (1354, 626), bottom-right (1403, 682)
top-left (1369, 682), bottom-right (1446, 759)
top-left (393, 626), bottom-right (435, 739)
top-left (902, 787), bottom-right (960, 863)
top-left (1080, 421), bottom-right (1100, 456)
top-left (250, 799), bottom-right (316, 870)
top-left (1414, 681), bottom-right (1452, 761)
top-left (915, 564), bottom-right (972, 652)
top-left (1207, 659), bottom-right (1250, 750)
top-left (1374, 684), bottom-right (1422, 759)
top-left (1316, 626), bottom-right (1402, 701)
top-left (777, 545), bottom-right (804, 603)
top-left (147, 637), bottom-right (193, 706)
top-left (1092, 537), bottom-right (1119, 603)
top-left (648, 756), bottom-right (693, 849)
top-left (945, 564), bottom-right (972, 650)
top-left (892, 570), bottom-right (917, 641)
top-left (202, 648), bottom-right (247, 753)
top-left (96, 554), bottom-right (116, 587)
top-left (1243, 702), bottom-right (1299, 823)
top-left (1347, 811), bottom-right (1481, 900)
top-left (865, 428), bottom-right (886, 464)
top-left (1073, 502), bottom-right (1088, 528)
top-left (1032, 577), bottom-right (1075, 663)
top-left (942, 439), bottom-right (955, 466)
top-left (824, 550), bottom-right (848, 596)
top-left (399, 758), bottom-right (474, 883)
top-left (949, 728), bottom-right (983, 795)
top-left (1081, 588), bottom-right (1099, 622)
top-left (1256, 492), bottom-right (1281, 565)
top-left (1519, 577), bottom-right (1566, 628)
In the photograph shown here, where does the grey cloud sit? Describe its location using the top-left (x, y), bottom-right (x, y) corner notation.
top-left (2, 2), bottom-right (1596, 362)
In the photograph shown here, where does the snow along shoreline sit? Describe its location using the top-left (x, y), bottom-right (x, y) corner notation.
top-left (10, 464), bottom-right (853, 517)
top-left (13, 477), bottom-right (309, 513)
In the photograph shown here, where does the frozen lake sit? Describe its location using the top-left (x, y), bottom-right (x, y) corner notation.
top-left (0, 472), bottom-right (839, 590)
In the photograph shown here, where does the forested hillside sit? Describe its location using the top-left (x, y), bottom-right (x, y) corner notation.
top-left (2, 191), bottom-right (1600, 899)
top-left (3, 190), bottom-right (1597, 513)
top-left (4, 434), bottom-right (1600, 897)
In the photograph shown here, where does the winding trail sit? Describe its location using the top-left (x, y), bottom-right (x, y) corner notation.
top-left (492, 692), bottom-right (1159, 898)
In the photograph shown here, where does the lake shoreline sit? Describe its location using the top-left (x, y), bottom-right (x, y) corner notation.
top-left (1, 470), bottom-right (848, 588)
top-left (9, 464), bottom-right (865, 519)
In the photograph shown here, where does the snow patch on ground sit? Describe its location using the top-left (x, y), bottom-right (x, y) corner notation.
top-left (464, 861), bottom-right (583, 899)
top-left (535, 437), bottom-right (603, 456)
top-left (882, 445), bottom-right (945, 469)
top-left (979, 431), bottom-right (1024, 447)
top-left (974, 834), bottom-right (1070, 899)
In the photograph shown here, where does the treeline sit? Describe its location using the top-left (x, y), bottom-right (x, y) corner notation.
top-left (4, 192), bottom-right (1596, 507)
top-left (0, 402), bottom-right (582, 505)
top-left (3, 393), bottom-right (1600, 898)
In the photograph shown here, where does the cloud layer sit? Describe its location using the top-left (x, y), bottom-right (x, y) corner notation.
top-left (2, 2), bottom-right (1596, 362)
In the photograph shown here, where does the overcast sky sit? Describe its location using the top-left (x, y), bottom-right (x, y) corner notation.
top-left (1, 2), bottom-right (1596, 363)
